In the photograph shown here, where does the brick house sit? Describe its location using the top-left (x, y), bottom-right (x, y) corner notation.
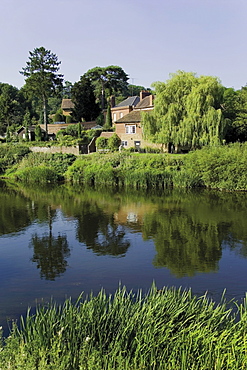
top-left (111, 96), bottom-right (140, 123)
top-left (114, 92), bottom-right (162, 150)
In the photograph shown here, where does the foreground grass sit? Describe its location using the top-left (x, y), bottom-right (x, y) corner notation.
top-left (0, 286), bottom-right (247, 369)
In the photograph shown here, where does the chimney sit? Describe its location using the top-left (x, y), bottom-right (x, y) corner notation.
top-left (110, 95), bottom-right (115, 107)
top-left (140, 90), bottom-right (151, 101)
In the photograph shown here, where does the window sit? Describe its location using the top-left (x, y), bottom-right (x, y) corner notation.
top-left (125, 125), bottom-right (136, 134)
top-left (121, 141), bottom-right (128, 147)
top-left (120, 112), bottom-right (123, 118)
top-left (113, 113), bottom-right (117, 122)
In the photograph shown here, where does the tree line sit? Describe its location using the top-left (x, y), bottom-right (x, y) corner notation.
top-left (1, 46), bottom-right (247, 148)
top-left (0, 46), bottom-right (147, 138)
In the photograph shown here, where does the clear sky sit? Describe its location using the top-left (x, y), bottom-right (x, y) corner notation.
top-left (1, 0), bottom-right (247, 90)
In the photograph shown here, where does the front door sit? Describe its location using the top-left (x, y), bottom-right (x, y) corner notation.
top-left (134, 141), bottom-right (141, 150)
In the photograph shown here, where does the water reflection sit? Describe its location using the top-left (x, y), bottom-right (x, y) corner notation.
top-left (29, 205), bottom-right (70, 280)
top-left (75, 202), bottom-right (130, 256)
top-left (1, 181), bottom-right (247, 278)
top-left (30, 233), bottom-right (70, 280)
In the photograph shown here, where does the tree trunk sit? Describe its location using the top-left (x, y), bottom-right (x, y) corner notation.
top-left (43, 96), bottom-right (48, 137)
top-left (101, 86), bottom-right (104, 112)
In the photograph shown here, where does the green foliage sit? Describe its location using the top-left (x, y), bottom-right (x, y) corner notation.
top-left (127, 84), bottom-right (151, 96)
top-left (223, 87), bottom-right (247, 142)
top-left (13, 166), bottom-right (60, 184)
top-left (84, 65), bottom-right (129, 110)
top-left (0, 83), bottom-right (26, 135)
top-left (1, 286), bottom-right (247, 369)
top-left (143, 71), bottom-right (226, 151)
top-left (96, 134), bottom-right (120, 152)
top-left (20, 46), bottom-right (63, 132)
top-left (95, 112), bottom-right (104, 126)
top-left (34, 125), bottom-right (42, 141)
top-left (77, 122), bottom-right (82, 138)
top-left (21, 152), bottom-right (75, 176)
top-left (66, 115), bottom-right (73, 123)
top-left (108, 133), bottom-right (121, 151)
top-left (64, 145), bottom-right (247, 190)
top-left (58, 123), bottom-right (79, 138)
top-left (184, 143), bottom-right (247, 190)
top-left (53, 111), bottom-right (64, 122)
top-left (65, 152), bottom-right (182, 188)
top-left (103, 104), bottom-right (113, 129)
top-left (95, 136), bottom-right (108, 149)
top-left (0, 145), bottom-right (30, 174)
top-left (71, 76), bottom-right (100, 121)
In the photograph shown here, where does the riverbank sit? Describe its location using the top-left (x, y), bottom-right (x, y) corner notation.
top-left (65, 143), bottom-right (247, 190)
top-left (0, 285), bottom-right (246, 369)
top-left (1, 142), bottom-right (247, 190)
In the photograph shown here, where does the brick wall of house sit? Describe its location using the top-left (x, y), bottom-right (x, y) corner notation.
top-left (111, 106), bottom-right (133, 123)
top-left (115, 123), bottom-right (162, 150)
top-left (40, 122), bottom-right (96, 135)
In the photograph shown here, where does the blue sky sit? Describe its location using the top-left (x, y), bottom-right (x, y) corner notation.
top-left (1, 0), bottom-right (247, 90)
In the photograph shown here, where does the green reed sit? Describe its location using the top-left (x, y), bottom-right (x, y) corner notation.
top-left (0, 285), bottom-right (247, 369)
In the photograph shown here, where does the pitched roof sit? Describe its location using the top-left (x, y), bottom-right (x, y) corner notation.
top-left (115, 96), bottom-right (140, 107)
top-left (61, 99), bottom-right (74, 109)
top-left (16, 125), bottom-right (46, 134)
top-left (135, 95), bottom-right (154, 109)
top-left (115, 110), bottom-right (141, 123)
top-left (100, 131), bottom-right (115, 138)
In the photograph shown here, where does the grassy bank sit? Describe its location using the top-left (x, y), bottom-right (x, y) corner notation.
top-left (1, 143), bottom-right (247, 190)
top-left (65, 143), bottom-right (247, 190)
top-left (0, 285), bottom-right (246, 369)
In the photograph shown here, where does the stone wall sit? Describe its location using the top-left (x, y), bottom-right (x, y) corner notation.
top-left (30, 145), bottom-right (81, 155)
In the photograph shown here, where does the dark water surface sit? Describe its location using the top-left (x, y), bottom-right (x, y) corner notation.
top-left (1, 180), bottom-right (247, 334)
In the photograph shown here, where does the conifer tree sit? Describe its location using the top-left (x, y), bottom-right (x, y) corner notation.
top-left (20, 47), bottom-right (63, 135)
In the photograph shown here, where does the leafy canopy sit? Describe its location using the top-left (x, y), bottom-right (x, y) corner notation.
top-left (142, 71), bottom-right (226, 151)
top-left (71, 76), bottom-right (100, 122)
top-left (84, 65), bottom-right (128, 110)
top-left (0, 83), bottom-right (26, 135)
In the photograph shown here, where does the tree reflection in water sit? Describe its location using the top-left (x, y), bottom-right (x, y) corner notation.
top-left (29, 206), bottom-right (70, 280)
top-left (30, 233), bottom-right (70, 280)
top-left (75, 202), bottom-right (130, 257)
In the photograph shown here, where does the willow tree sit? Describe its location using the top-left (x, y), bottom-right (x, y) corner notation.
top-left (142, 71), bottom-right (226, 151)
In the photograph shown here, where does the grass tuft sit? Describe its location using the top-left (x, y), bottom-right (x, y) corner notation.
top-left (0, 285), bottom-right (247, 369)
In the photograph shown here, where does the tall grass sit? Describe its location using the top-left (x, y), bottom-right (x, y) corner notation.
top-left (65, 152), bottom-right (184, 189)
top-left (4, 152), bottom-right (76, 183)
top-left (3, 143), bottom-right (247, 190)
top-left (0, 285), bottom-right (247, 369)
top-left (185, 143), bottom-right (247, 190)
top-left (65, 144), bottom-right (247, 190)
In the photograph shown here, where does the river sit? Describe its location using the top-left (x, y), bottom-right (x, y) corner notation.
top-left (1, 180), bottom-right (247, 335)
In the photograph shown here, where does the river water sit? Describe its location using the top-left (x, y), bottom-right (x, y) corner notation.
top-left (1, 180), bottom-right (247, 334)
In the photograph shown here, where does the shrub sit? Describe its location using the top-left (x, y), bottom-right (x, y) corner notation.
top-left (0, 145), bottom-right (30, 174)
top-left (13, 165), bottom-right (59, 184)
top-left (108, 133), bottom-right (121, 151)
top-left (96, 136), bottom-right (108, 149)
